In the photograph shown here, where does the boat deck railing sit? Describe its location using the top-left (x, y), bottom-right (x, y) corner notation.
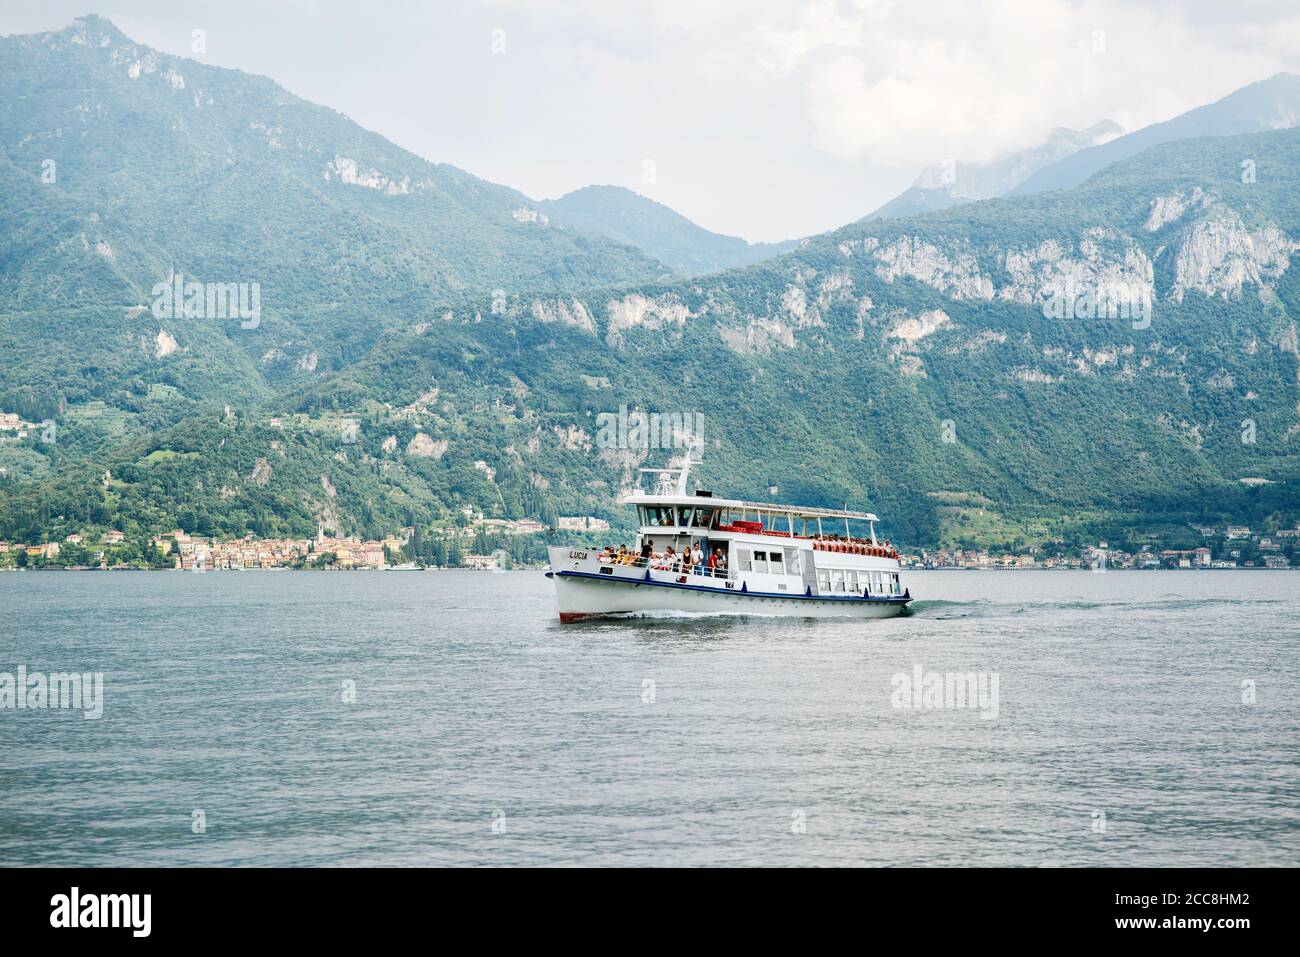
top-left (585, 554), bottom-right (904, 598)
top-left (596, 554), bottom-right (736, 581)
top-left (639, 524), bottom-right (899, 558)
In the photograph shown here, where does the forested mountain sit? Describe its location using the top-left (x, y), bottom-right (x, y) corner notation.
top-left (540, 185), bottom-right (799, 277)
top-left (2, 18), bottom-right (1298, 555)
top-left (0, 15), bottom-right (666, 441)
top-left (276, 126), bottom-right (1295, 550)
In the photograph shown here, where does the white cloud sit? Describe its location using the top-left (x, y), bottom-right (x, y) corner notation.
top-left (765, 0), bottom-right (1297, 167)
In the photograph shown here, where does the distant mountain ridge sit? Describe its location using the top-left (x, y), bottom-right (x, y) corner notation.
top-left (915, 121), bottom-right (1125, 198)
top-left (864, 120), bottom-right (1122, 221)
top-left (540, 185), bottom-right (800, 277)
top-left (1011, 72), bottom-right (1300, 195)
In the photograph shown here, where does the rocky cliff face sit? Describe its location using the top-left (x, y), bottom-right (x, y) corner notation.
top-left (494, 169), bottom-right (1295, 368)
top-left (1168, 214), bottom-right (1297, 301)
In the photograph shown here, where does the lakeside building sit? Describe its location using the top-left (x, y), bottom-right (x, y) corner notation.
top-left (557, 516), bottom-right (611, 532)
top-left (899, 540), bottom-right (1291, 570)
top-left (0, 411), bottom-right (37, 432)
top-left (1159, 548), bottom-right (1212, 569)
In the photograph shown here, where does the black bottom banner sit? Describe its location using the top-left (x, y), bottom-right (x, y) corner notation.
top-left (0, 866), bottom-right (1287, 945)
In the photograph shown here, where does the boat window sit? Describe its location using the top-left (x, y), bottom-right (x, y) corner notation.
top-left (737, 548), bottom-right (752, 572)
top-left (752, 551), bottom-right (768, 574)
top-left (768, 552), bottom-right (784, 574)
top-left (832, 570), bottom-right (845, 592)
top-left (817, 571), bottom-right (830, 594)
top-left (642, 506), bottom-right (674, 527)
top-left (692, 508), bottom-right (713, 527)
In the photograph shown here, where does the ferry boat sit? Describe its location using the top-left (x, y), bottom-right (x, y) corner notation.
top-left (546, 457), bottom-right (911, 622)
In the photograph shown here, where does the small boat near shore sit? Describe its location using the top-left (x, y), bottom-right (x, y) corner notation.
top-left (546, 456), bottom-right (911, 622)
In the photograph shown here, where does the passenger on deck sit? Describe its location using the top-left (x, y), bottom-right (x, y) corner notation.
top-left (680, 547), bottom-right (693, 574)
top-left (691, 542), bottom-right (705, 574)
top-left (615, 544), bottom-right (630, 565)
top-left (713, 548), bottom-right (727, 573)
top-left (597, 547), bottom-right (615, 564)
top-left (640, 541), bottom-right (653, 565)
top-left (657, 546), bottom-right (675, 571)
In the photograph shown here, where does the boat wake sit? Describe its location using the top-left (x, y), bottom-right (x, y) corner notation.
top-left (584, 608), bottom-right (786, 625)
top-left (904, 595), bottom-right (1277, 619)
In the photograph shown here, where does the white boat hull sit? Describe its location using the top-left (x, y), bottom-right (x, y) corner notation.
top-left (548, 555), bottom-right (909, 622)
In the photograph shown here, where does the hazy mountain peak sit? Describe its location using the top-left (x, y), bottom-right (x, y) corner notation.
top-left (1074, 119), bottom-right (1125, 145)
top-left (864, 119), bottom-right (1124, 222)
top-left (539, 185), bottom-right (798, 277)
top-left (28, 13), bottom-right (133, 50)
top-left (1011, 72), bottom-right (1300, 196)
top-left (911, 119), bottom-right (1125, 198)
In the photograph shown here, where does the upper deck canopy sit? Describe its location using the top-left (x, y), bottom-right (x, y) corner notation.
top-left (624, 455), bottom-right (880, 525)
top-left (622, 488), bottom-right (878, 524)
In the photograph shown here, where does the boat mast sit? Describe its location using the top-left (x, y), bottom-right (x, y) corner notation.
top-left (673, 440), bottom-right (702, 496)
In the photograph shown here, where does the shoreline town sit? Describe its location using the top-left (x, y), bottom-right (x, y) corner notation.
top-left (1, 520), bottom-right (1296, 571)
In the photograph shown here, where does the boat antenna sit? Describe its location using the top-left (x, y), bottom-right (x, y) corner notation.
top-left (675, 437), bottom-right (705, 495)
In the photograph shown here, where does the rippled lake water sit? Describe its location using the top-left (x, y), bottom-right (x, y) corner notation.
top-left (1, 569), bottom-right (1297, 867)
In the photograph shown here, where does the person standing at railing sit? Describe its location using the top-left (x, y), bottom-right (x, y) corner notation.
top-left (640, 540), bottom-right (653, 566)
top-left (691, 541), bottom-right (705, 575)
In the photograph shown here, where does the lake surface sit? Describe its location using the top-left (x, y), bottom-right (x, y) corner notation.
top-left (1, 569), bottom-right (1297, 867)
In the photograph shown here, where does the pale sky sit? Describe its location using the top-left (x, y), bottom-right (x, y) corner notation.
top-left (3, 0), bottom-right (1299, 241)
